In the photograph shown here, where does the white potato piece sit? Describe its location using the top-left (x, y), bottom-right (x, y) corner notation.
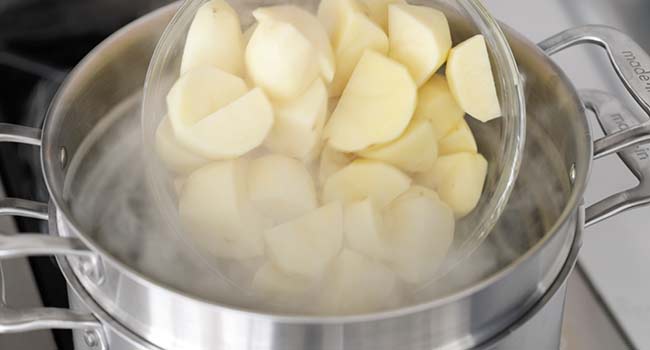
top-left (179, 160), bottom-right (266, 259)
top-left (167, 66), bottom-right (247, 131)
top-left (358, 119), bottom-right (437, 173)
top-left (329, 11), bottom-right (388, 97)
top-left (322, 159), bottom-right (411, 208)
top-left (385, 190), bottom-right (454, 283)
top-left (246, 20), bottom-right (320, 100)
top-left (319, 249), bottom-right (399, 314)
top-left (180, 0), bottom-right (244, 75)
top-left (317, 0), bottom-right (364, 39)
top-left (176, 88), bottom-right (274, 159)
top-left (359, 0), bottom-right (405, 31)
top-left (318, 146), bottom-right (354, 185)
top-left (251, 263), bottom-right (312, 299)
top-left (414, 74), bottom-right (465, 139)
top-left (264, 79), bottom-right (328, 160)
top-left (325, 51), bottom-right (416, 152)
top-left (388, 4), bottom-right (451, 86)
top-left (254, 5), bottom-right (335, 82)
top-left (155, 117), bottom-right (208, 175)
top-left (344, 199), bottom-right (387, 260)
top-left (438, 119), bottom-right (477, 155)
top-left (416, 152), bottom-right (488, 217)
top-left (248, 154), bottom-right (318, 223)
top-left (446, 35), bottom-right (501, 122)
top-left (264, 202), bottom-right (343, 278)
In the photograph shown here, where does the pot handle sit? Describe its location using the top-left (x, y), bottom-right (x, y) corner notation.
top-left (539, 26), bottom-right (650, 227)
top-left (0, 126), bottom-right (107, 349)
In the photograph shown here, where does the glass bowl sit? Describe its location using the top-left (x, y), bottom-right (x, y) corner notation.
top-left (142, 0), bottom-right (525, 301)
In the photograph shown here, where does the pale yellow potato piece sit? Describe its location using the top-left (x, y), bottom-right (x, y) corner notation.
top-left (248, 154), bottom-right (318, 224)
top-left (318, 249), bottom-right (399, 314)
top-left (414, 74), bottom-right (465, 139)
top-left (317, 0), bottom-right (364, 39)
top-left (438, 119), bottom-right (477, 155)
top-left (446, 35), bottom-right (501, 122)
top-left (167, 66), bottom-right (247, 131)
top-left (329, 12), bottom-right (388, 96)
top-left (325, 51), bottom-right (416, 152)
top-left (245, 20), bottom-right (320, 100)
top-left (254, 5), bottom-right (335, 82)
top-left (264, 79), bottom-right (328, 161)
top-left (180, 0), bottom-right (244, 76)
top-left (384, 190), bottom-right (454, 283)
top-left (388, 4), bottom-right (451, 86)
top-left (359, 0), bottom-right (405, 31)
top-left (251, 263), bottom-right (312, 299)
top-left (415, 152), bottom-right (488, 217)
top-left (322, 159), bottom-right (411, 208)
top-left (358, 118), bottom-right (437, 173)
top-left (318, 146), bottom-right (355, 185)
top-left (155, 117), bottom-right (208, 175)
top-left (344, 198), bottom-right (388, 260)
top-left (264, 202), bottom-right (343, 278)
top-left (179, 160), bottom-right (266, 259)
top-left (176, 88), bottom-right (274, 159)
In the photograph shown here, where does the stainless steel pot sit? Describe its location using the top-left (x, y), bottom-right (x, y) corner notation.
top-left (0, 3), bottom-right (649, 350)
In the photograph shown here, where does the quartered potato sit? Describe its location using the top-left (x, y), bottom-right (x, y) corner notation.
top-left (155, 117), bottom-right (208, 175)
top-left (446, 35), bottom-right (501, 122)
top-left (322, 159), bottom-right (411, 208)
top-left (416, 152), bottom-right (488, 217)
top-left (344, 198), bottom-right (388, 260)
top-left (438, 119), bottom-right (478, 155)
top-left (358, 0), bottom-right (405, 31)
top-left (264, 79), bottom-right (328, 161)
top-left (358, 118), bottom-right (438, 173)
top-left (319, 249), bottom-right (399, 314)
top-left (179, 160), bottom-right (267, 259)
top-left (384, 189), bottom-right (454, 283)
top-left (254, 5), bottom-right (335, 82)
top-left (414, 74), bottom-right (466, 139)
top-left (180, 0), bottom-right (244, 75)
top-left (325, 51), bottom-right (416, 152)
top-left (248, 154), bottom-right (318, 223)
top-left (388, 3), bottom-right (451, 86)
top-left (264, 202), bottom-right (343, 278)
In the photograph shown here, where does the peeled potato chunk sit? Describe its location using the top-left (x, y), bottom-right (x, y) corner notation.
top-left (388, 4), bottom-right (451, 86)
top-left (438, 119), bottom-right (477, 155)
top-left (344, 198), bottom-right (387, 260)
top-left (323, 159), bottom-right (411, 208)
top-left (251, 263), bottom-right (312, 300)
top-left (246, 20), bottom-right (320, 100)
top-left (254, 5), bottom-right (335, 82)
top-left (416, 152), bottom-right (488, 217)
top-left (385, 190), bottom-right (454, 283)
top-left (264, 79), bottom-right (328, 161)
top-left (318, 146), bottom-right (354, 185)
top-left (176, 88), bottom-right (274, 159)
top-left (167, 66), bottom-right (247, 132)
top-left (358, 118), bottom-right (437, 173)
top-left (399, 185), bottom-right (439, 201)
top-left (414, 74), bottom-right (465, 139)
top-left (180, 0), bottom-right (244, 75)
top-left (329, 11), bottom-right (388, 97)
top-left (155, 117), bottom-right (208, 175)
top-left (319, 249), bottom-right (399, 314)
top-left (179, 160), bottom-right (265, 259)
top-left (317, 0), bottom-right (364, 39)
top-left (359, 0), bottom-right (405, 31)
top-left (325, 51), bottom-right (416, 152)
top-left (248, 154), bottom-right (318, 223)
top-left (446, 35), bottom-right (501, 122)
top-left (264, 202), bottom-right (343, 278)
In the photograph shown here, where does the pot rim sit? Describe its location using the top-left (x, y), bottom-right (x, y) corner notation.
top-left (44, 1), bottom-right (590, 324)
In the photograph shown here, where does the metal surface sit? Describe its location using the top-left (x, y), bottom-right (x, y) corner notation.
top-left (0, 3), bottom-right (648, 350)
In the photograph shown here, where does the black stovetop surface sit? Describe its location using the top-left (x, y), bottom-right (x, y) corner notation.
top-left (0, 1), bottom-right (171, 348)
